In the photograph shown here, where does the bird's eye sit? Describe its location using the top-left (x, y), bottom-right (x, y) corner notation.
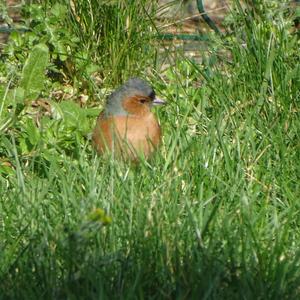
top-left (140, 99), bottom-right (147, 104)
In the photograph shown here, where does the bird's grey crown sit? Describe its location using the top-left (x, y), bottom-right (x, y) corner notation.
top-left (104, 78), bottom-right (155, 116)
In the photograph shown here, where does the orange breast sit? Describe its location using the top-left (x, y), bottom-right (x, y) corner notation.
top-left (92, 112), bottom-right (161, 160)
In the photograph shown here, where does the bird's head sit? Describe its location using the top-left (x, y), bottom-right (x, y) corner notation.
top-left (104, 78), bottom-right (165, 117)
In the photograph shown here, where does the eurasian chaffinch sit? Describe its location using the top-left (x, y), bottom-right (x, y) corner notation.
top-left (92, 78), bottom-right (165, 160)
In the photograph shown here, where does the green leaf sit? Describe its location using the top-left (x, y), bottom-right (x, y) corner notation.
top-left (19, 136), bottom-right (29, 154)
top-left (85, 108), bottom-right (101, 117)
top-left (58, 101), bottom-right (90, 134)
top-left (6, 87), bottom-right (25, 104)
top-left (20, 43), bottom-right (49, 101)
top-left (56, 40), bottom-right (68, 61)
top-left (86, 64), bottom-right (100, 75)
top-left (0, 163), bottom-right (14, 176)
top-left (50, 3), bottom-right (67, 18)
top-left (0, 87), bottom-right (25, 131)
top-left (25, 118), bottom-right (40, 146)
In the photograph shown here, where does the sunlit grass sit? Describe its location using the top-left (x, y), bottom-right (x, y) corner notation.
top-left (1, 1), bottom-right (300, 299)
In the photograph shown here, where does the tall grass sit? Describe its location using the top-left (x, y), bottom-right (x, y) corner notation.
top-left (40, 0), bottom-right (157, 86)
top-left (1, 0), bottom-right (300, 299)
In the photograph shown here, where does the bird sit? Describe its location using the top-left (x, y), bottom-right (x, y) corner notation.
top-left (92, 78), bottom-right (165, 160)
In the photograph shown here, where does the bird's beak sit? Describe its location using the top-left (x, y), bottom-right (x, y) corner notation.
top-left (152, 97), bottom-right (165, 106)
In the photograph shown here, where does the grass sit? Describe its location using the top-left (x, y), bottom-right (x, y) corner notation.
top-left (1, 0), bottom-right (300, 299)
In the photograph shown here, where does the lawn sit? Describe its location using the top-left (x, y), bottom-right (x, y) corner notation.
top-left (0, 1), bottom-right (300, 299)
